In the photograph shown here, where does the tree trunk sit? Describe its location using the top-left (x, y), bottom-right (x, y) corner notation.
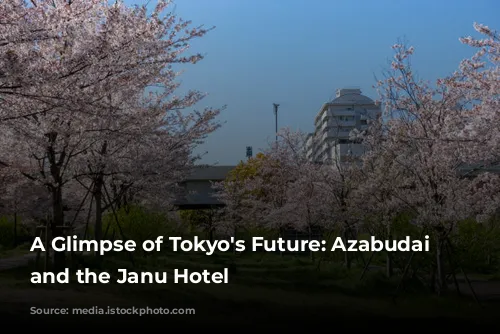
top-left (308, 225), bottom-right (314, 262)
top-left (386, 253), bottom-right (393, 278)
top-left (279, 228), bottom-right (284, 257)
top-left (306, 208), bottom-right (314, 262)
top-left (343, 227), bottom-right (351, 269)
top-left (13, 212), bottom-right (17, 247)
top-left (51, 186), bottom-right (66, 272)
top-left (429, 266), bottom-right (436, 293)
top-left (93, 141), bottom-right (107, 253)
top-left (436, 237), bottom-right (447, 295)
top-left (232, 227), bottom-right (237, 254)
top-left (94, 174), bottom-right (104, 262)
top-left (94, 176), bottom-right (103, 243)
top-left (386, 225), bottom-right (393, 278)
top-left (208, 228), bottom-right (213, 243)
top-left (46, 131), bottom-right (66, 272)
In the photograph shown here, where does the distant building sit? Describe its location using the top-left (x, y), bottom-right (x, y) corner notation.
top-left (174, 165), bottom-right (235, 210)
top-left (306, 88), bottom-right (381, 164)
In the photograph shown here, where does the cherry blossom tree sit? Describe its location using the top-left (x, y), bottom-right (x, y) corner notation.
top-left (244, 129), bottom-right (311, 240)
top-left (73, 98), bottom-right (221, 245)
top-left (279, 161), bottom-right (324, 261)
top-left (0, 0), bottom-right (220, 270)
top-left (352, 120), bottom-right (411, 277)
top-left (0, 165), bottom-right (49, 245)
top-left (358, 23), bottom-right (500, 292)
top-left (300, 131), bottom-right (368, 268)
top-left (0, 0), bottom-right (209, 122)
top-left (314, 160), bottom-right (366, 268)
top-left (215, 129), bottom-right (327, 258)
top-left (446, 23), bottom-right (500, 166)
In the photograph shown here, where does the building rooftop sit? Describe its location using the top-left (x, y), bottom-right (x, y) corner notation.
top-left (330, 88), bottom-right (375, 105)
top-left (184, 165), bottom-right (236, 181)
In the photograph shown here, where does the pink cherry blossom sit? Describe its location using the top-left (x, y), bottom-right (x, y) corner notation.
top-left (0, 0), bottom-right (220, 269)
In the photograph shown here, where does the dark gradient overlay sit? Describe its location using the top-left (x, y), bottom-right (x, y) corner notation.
top-left (1, 234), bottom-right (498, 330)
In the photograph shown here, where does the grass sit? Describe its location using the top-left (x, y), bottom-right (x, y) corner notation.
top-left (0, 243), bottom-right (32, 259)
top-left (0, 250), bottom-right (499, 328)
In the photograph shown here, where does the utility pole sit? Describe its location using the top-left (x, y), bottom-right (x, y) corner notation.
top-left (273, 103), bottom-right (279, 143)
top-left (246, 146), bottom-right (252, 159)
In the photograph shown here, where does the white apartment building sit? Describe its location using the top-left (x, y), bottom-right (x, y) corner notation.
top-left (306, 88), bottom-right (381, 163)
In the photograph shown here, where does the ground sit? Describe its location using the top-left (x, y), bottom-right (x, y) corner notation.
top-left (0, 248), bottom-right (499, 329)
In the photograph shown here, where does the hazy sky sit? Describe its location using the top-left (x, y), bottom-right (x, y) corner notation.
top-left (126, 0), bottom-right (499, 165)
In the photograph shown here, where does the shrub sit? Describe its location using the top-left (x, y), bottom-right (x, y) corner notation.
top-left (451, 219), bottom-right (500, 273)
top-left (101, 206), bottom-right (176, 247)
top-left (0, 215), bottom-right (30, 248)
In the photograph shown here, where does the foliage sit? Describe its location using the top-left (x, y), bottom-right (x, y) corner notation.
top-left (0, 216), bottom-right (30, 248)
top-left (226, 153), bottom-right (267, 183)
top-left (0, 0), bottom-right (222, 270)
top-left (0, 5), bottom-right (498, 295)
top-left (208, 23), bottom-right (500, 293)
top-left (179, 209), bottom-right (221, 240)
top-left (451, 219), bottom-right (500, 273)
top-left (101, 205), bottom-right (172, 246)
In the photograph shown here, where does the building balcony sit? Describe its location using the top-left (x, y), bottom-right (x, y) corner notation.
top-left (321, 109), bottom-right (329, 122)
top-left (322, 122), bottom-right (355, 133)
top-left (322, 129), bottom-right (352, 141)
top-left (331, 109), bottom-right (356, 117)
top-left (332, 143), bottom-right (366, 158)
top-left (335, 120), bottom-right (356, 127)
top-left (320, 121), bottom-right (328, 132)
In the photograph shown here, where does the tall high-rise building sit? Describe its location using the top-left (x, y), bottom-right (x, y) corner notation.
top-left (306, 88), bottom-right (381, 163)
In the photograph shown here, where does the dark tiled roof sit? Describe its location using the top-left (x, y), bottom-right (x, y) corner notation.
top-left (185, 165), bottom-right (236, 181)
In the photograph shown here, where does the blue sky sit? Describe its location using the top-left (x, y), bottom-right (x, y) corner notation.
top-left (126, 0), bottom-right (499, 165)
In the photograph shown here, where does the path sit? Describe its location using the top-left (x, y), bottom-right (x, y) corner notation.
top-left (1, 254), bottom-right (499, 301)
top-left (365, 264), bottom-right (500, 301)
top-left (0, 253), bottom-right (36, 271)
top-left (0, 252), bottom-right (92, 271)
top-left (453, 278), bottom-right (500, 301)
